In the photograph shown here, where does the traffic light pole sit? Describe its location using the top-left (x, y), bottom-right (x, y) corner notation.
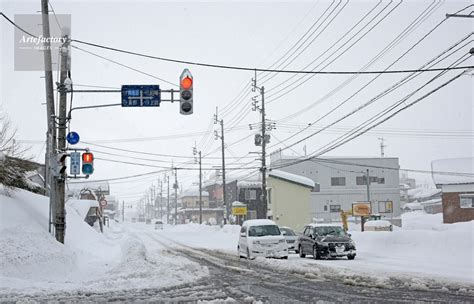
top-left (55, 35), bottom-right (70, 243)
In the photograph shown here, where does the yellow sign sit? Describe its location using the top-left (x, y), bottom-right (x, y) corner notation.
top-left (352, 202), bottom-right (371, 216)
top-left (232, 206), bottom-right (247, 216)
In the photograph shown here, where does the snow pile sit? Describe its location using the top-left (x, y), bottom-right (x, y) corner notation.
top-left (162, 212), bottom-right (473, 286)
top-left (0, 188), bottom-right (209, 297)
top-left (163, 223), bottom-right (240, 250)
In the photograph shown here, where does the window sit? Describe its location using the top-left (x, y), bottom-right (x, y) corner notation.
top-left (378, 201), bottom-right (393, 213)
top-left (331, 177), bottom-right (346, 186)
top-left (312, 183), bottom-right (320, 192)
top-left (248, 225), bottom-right (281, 237)
top-left (324, 205), bottom-right (328, 211)
top-left (460, 195), bottom-right (474, 208)
top-left (303, 226), bottom-right (311, 237)
top-left (330, 205), bottom-right (341, 212)
top-left (357, 176), bottom-right (385, 185)
top-left (245, 189), bottom-right (257, 200)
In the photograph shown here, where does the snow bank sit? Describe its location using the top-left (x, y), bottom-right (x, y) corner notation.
top-left (0, 189), bottom-right (209, 297)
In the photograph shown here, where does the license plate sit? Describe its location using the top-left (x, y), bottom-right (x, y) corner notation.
top-left (336, 246), bottom-right (344, 253)
top-left (266, 250), bottom-right (275, 255)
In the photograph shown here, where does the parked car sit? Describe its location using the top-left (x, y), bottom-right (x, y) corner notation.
top-left (146, 218), bottom-right (152, 224)
top-left (298, 224), bottom-right (356, 260)
top-left (279, 226), bottom-right (298, 253)
top-left (238, 219), bottom-right (288, 260)
top-left (155, 220), bottom-right (164, 230)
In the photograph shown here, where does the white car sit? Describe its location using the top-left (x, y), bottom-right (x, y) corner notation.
top-left (279, 226), bottom-right (299, 252)
top-left (238, 219), bottom-right (288, 260)
top-left (154, 220), bottom-right (164, 230)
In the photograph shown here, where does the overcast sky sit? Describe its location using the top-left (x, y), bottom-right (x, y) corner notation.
top-left (1, 0), bottom-right (472, 205)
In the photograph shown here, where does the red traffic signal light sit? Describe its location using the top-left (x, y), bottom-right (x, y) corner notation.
top-left (181, 76), bottom-right (193, 90)
top-left (82, 152), bottom-right (93, 163)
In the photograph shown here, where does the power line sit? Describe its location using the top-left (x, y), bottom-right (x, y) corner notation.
top-left (271, 68), bottom-right (471, 171)
top-left (71, 45), bottom-right (178, 87)
top-left (269, 36), bottom-right (473, 153)
top-left (275, 0), bottom-right (445, 122)
top-left (69, 38), bottom-right (473, 75)
top-left (2, 4), bottom-right (473, 75)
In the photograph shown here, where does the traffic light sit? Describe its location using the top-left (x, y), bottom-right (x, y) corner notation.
top-left (82, 152), bottom-right (94, 175)
top-left (53, 152), bottom-right (68, 177)
top-left (179, 68), bottom-right (193, 115)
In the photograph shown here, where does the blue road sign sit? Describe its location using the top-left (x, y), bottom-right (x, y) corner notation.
top-left (121, 85), bottom-right (161, 107)
top-left (66, 131), bottom-right (80, 145)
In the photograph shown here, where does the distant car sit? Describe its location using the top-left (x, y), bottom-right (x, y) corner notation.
top-left (238, 219), bottom-right (288, 260)
top-left (146, 218), bottom-right (152, 224)
top-left (155, 220), bottom-right (164, 230)
top-left (298, 224), bottom-right (356, 260)
top-left (279, 226), bottom-right (298, 252)
top-left (131, 217), bottom-right (137, 223)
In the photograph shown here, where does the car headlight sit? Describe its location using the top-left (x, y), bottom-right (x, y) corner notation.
top-left (253, 240), bottom-right (261, 245)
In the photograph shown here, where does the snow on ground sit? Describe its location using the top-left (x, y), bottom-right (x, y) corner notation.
top-left (158, 213), bottom-right (473, 287)
top-left (0, 188), bottom-right (208, 297)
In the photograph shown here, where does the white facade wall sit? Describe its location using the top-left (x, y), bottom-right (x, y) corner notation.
top-left (271, 156), bottom-right (401, 223)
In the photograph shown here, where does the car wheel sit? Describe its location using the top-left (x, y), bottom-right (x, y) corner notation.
top-left (281, 256), bottom-right (288, 260)
top-left (313, 246), bottom-right (320, 260)
top-left (347, 254), bottom-right (355, 260)
top-left (298, 245), bottom-right (305, 258)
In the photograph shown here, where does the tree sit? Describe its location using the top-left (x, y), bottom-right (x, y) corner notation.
top-left (0, 113), bottom-right (42, 195)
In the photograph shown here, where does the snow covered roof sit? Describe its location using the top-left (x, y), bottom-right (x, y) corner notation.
top-left (308, 223), bottom-right (344, 228)
top-left (407, 187), bottom-right (441, 199)
top-left (419, 198), bottom-right (441, 206)
top-left (237, 180), bottom-right (261, 188)
top-left (180, 189), bottom-right (209, 197)
top-left (242, 219), bottom-right (277, 227)
top-left (269, 170), bottom-right (315, 188)
top-left (431, 157), bottom-right (474, 185)
top-left (402, 202), bottom-right (423, 210)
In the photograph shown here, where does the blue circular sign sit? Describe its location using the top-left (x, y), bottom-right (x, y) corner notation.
top-left (66, 131), bottom-right (80, 145)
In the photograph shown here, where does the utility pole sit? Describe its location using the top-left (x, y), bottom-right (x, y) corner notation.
top-left (362, 169), bottom-right (372, 232)
top-left (41, 0), bottom-right (57, 235)
top-left (159, 179), bottom-right (163, 219)
top-left (378, 137), bottom-right (386, 157)
top-left (55, 33), bottom-right (70, 243)
top-left (166, 174), bottom-right (170, 224)
top-left (122, 201), bottom-right (125, 222)
top-left (194, 146), bottom-right (203, 224)
top-left (174, 167), bottom-right (178, 225)
top-left (251, 73), bottom-right (273, 219)
top-left (214, 108), bottom-right (228, 223)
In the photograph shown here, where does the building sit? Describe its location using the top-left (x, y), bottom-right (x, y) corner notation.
top-left (267, 170), bottom-right (315, 232)
top-left (439, 184), bottom-right (474, 223)
top-left (271, 152), bottom-right (401, 225)
top-left (177, 189), bottom-right (224, 224)
top-left (204, 171), bottom-right (264, 220)
top-left (432, 157), bottom-right (474, 224)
